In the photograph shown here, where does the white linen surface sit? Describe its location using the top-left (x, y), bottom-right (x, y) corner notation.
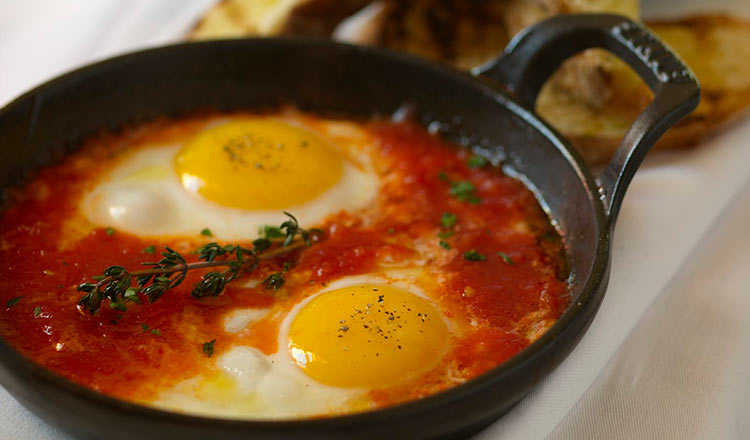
top-left (0, 1), bottom-right (748, 439)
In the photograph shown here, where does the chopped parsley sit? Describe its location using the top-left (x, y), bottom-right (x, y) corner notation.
top-left (439, 240), bottom-right (451, 250)
top-left (141, 245), bottom-right (156, 254)
top-left (438, 171), bottom-right (448, 181)
top-left (105, 227), bottom-right (116, 236)
top-left (202, 339), bottom-right (216, 357)
top-left (463, 250), bottom-right (486, 261)
top-left (438, 230), bottom-right (454, 239)
top-left (467, 155), bottom-right (489, 169)
top-left (200, 228), bottom-right (213, 237)
top-left (140, 323), bottom-right (149, 332)
top-left (150, 328), bottom-right (161, 336)
top-left (450, 181), bottom-right (481, 204)
top-left (441, 212), bottom-right (457, 229)
top-left (497, 251), bottom-right (514, 265)
top-left (387, 227), bottom-right (395, 234)
top-left (33, 306), bottom-right (41, 317)
top-left (6, 296), bottom-right (22, 308)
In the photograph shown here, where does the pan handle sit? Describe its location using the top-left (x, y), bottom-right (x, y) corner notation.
top-left (472, 14), bottom-right (699, 221)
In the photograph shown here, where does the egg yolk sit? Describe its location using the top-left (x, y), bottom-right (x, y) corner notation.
top-left (288, 285), bottom-right (450, 388)
top-left (174, 118), bottom-right (343, 210)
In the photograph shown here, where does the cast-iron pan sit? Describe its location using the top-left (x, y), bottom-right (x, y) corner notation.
top-left (0, 14), bottom-right (698, 440)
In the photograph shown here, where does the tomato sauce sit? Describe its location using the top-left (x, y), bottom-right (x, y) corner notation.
top-left (0, 115), bottom-right (568, 410)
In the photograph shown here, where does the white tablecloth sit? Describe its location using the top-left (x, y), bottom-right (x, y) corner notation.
top-left (1, 1), bottom-right (749, 438)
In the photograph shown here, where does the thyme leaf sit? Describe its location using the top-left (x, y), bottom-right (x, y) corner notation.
top-left (463, 250), bottom-right (486, 262)
top-left (467, 155), bottom-right (489, 168)
top-left (497, 251), bottom-right (514, 265)
top-left (202, 339), bottom-right (216, 357)
top-left (450, 181), bottom-right (481, 204)
top-left (441, 212), bottom-right (457, 229)
top-left (6, 296), bottom-right (22, 309)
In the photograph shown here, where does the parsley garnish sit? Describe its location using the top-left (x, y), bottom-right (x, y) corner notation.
top-left (202, 339), bottom-right (216, 357)
top-left (438, 230), bottom-right (454, 239)
top-left (141, 245), bottom-right (156, 254)
top-left (467, 155), bottom-right (489, 168)
top-left (6, 296), bottom-right (22, 308)
top-left (200, 228), bottom-right (213, 237)
top-left (33, 306), bottom-right (41, 317)
top-left (438, 171), bottom-right (448, 181)
top-left (105, 227), bottom-right (116, 236)
top-left (441, 212), bottom-right (457, 229)
top-left (497, 251), bottom-right (514, 265)
top-left (450, 181), bottom-right (481, 204)
top-left (140, 323), bottom-right (149, 332)
top-left (150, 328), bottom-right (161, 336)
top-left (463, 250), bottom-right (486, 261)
top-left (439, 240), bottom-right (451, 250)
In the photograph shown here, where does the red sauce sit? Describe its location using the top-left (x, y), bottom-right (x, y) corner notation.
top-left (0, 114), bottom-right (568, 410)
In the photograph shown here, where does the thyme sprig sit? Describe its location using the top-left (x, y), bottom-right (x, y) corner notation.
top-left (77, 213), bottom-right (321, 315)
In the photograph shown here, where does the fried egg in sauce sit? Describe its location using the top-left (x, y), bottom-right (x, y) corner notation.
top-left (82, 115), bottom-right (378, 240)
top-left (0, 111), bottom-right (569, 420)
top-left (155, 272), bottom-right (449, 418)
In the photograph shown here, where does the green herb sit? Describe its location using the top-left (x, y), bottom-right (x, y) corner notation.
top-left (6, 296), bottom-right (22, 308)
top-left (33, 306), bottom-right (41, 317)
top-left (463, 250), bottom-right (486, 261)
top-left (467, 155), bottom-right (489, 169)
top-left (105, 227), bottom-right (116, 236)
top-left (450, 181), bottom-right (481, 204)
top-left (200, 228), bottom-right (213, 237)
top-left (441, 212), bottom-right (457, 229)
top-left (141, 245), bottom-right (156, 254)
top-left (77, 213), bottom-right (321, 315)
top-left (439, 240), bottom-right (451, 250)
top-left (262, 262), bottom-right (290, 292)
top-left (497, 251), bottom-right (514, 265)
top-left (150, 328), bottom-right (161, 336)
top-left (123, 288), bottom-right (140, 303)
top-left (387, 227), bottom-right (395, 234)
top-left (258, 225), bottom-right (285, 239)
top-left (437, 230), bottom-right (454, 239)
top-left (109, 301), bottom-right (127, 312)
top-left (202, 339), bottom-right (216, 357)
top-left (437, 171), bottom-right (448, 181)
top-left (140, 323), bottom-right (149, 332)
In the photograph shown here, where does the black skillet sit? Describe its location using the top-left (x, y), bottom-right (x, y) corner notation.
top-left (0, 14), bottom-right (698, 440)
